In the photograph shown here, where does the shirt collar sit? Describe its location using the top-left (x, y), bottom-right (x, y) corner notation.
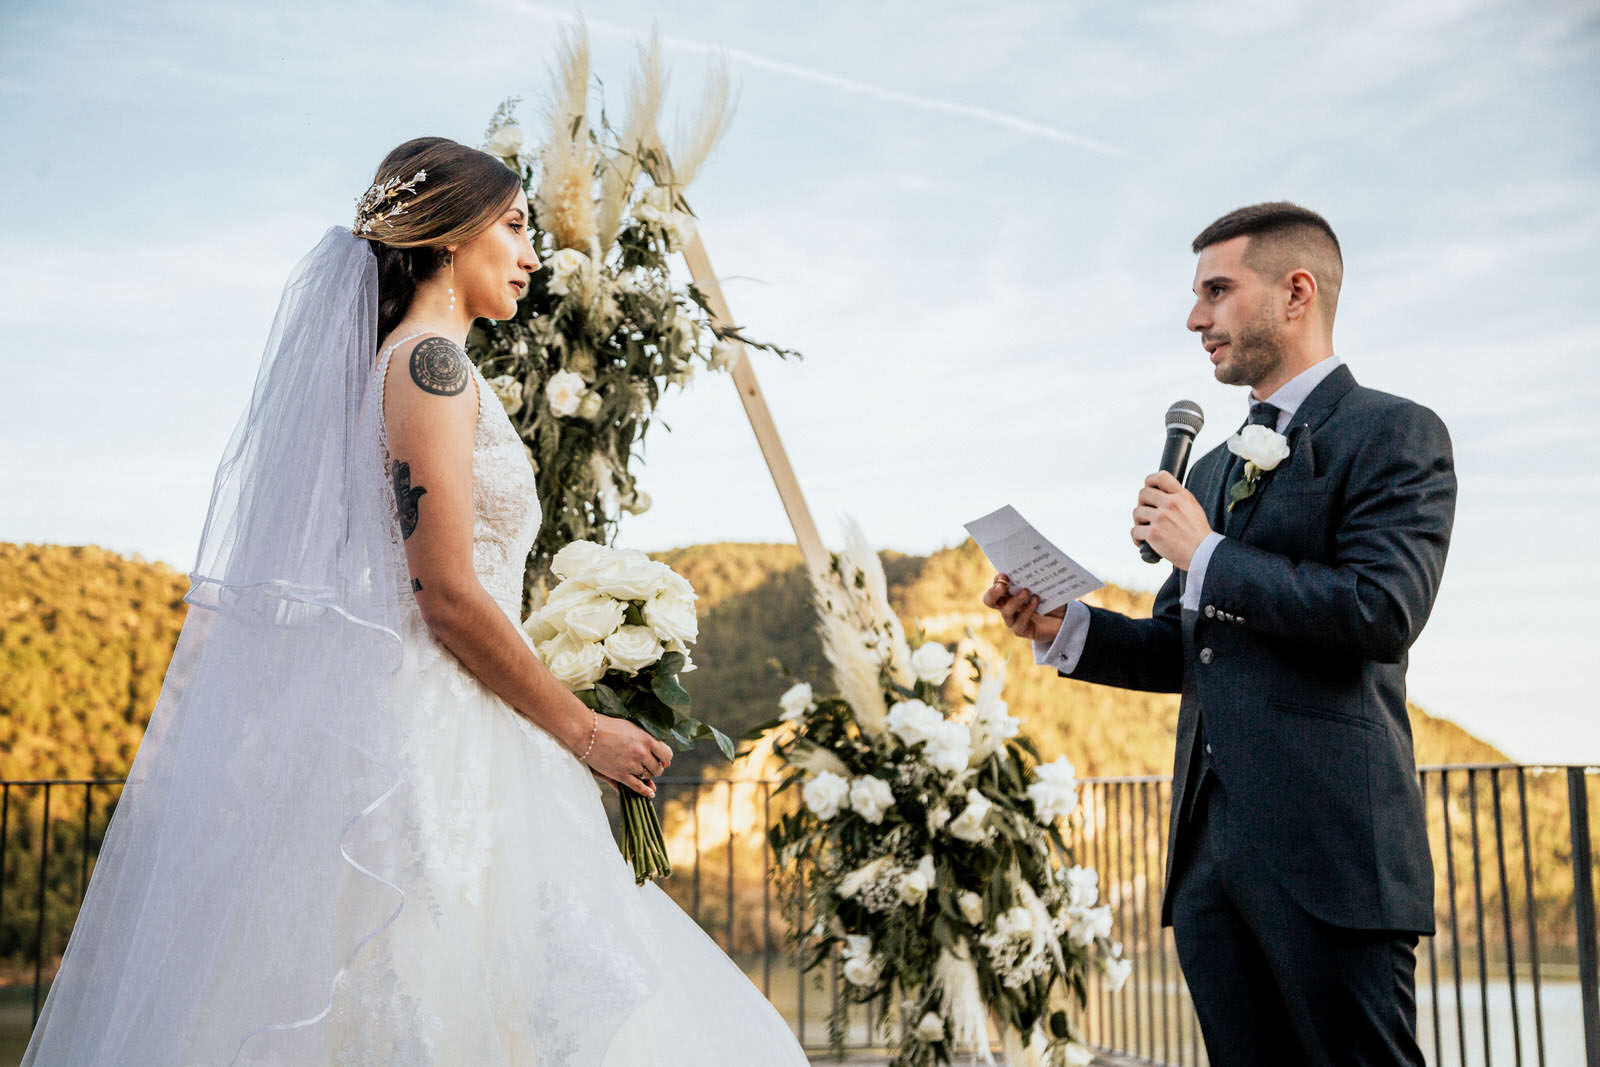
top-left (1256, 355), bottom-right (1342, 426)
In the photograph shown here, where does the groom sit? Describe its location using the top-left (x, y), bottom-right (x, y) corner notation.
top-left (983, 203), bottom-right (1455, 1065)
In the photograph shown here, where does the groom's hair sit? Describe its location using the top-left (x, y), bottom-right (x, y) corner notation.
top-left (1193, 202), bottom-right (1343, 323)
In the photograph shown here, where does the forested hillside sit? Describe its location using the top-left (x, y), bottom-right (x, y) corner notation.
top-left (0, 539), bottom-right (1501, 782)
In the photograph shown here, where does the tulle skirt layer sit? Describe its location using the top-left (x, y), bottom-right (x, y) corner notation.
top-left (321, 610), bottom-right (806, 1066)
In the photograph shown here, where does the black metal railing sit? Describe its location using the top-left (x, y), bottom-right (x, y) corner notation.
top-left (3, 766), bottom-right (1597, 1064)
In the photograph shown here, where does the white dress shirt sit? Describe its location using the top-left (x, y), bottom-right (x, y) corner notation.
top-left (1033, 356), bottom-right (1343, 673)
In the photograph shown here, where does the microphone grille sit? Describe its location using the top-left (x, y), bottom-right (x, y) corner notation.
top-left (1165, 399), bottom-right (1205, 435)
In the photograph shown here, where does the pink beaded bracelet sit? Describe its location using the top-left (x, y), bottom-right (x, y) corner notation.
top-left (578, 709), bottom-right (598, 762)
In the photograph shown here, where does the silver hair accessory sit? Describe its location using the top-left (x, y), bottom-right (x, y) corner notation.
top-left (353, 168), bottom-right (427, 235)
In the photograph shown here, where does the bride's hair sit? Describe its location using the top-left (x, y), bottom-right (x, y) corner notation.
top-left (356, 136), bottom-right (524, 343)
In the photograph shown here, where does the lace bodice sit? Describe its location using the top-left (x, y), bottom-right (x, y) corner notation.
top-left (376, 334), bottom-right (541, 614)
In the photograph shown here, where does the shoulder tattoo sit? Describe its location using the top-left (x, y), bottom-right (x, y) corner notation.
top-left (409, 337), bottom-right (469, 396)
top-left (392, 460), bottom-right (427, 540)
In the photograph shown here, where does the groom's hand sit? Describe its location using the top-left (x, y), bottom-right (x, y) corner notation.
top-left (982, 574), bottom-right (1066, 644)
top-left (1132, 471), bottom-right (1211, 570)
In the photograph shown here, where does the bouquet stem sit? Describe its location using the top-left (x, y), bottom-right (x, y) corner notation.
top-left (619, 788), bottom-right (672, 885)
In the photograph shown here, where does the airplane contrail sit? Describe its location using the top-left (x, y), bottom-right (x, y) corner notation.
top-left (488, 1), bottom-right (1127, 158)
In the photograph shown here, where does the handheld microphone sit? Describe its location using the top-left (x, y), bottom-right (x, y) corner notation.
top-left (1139, 400), bottom-right (1206, 563)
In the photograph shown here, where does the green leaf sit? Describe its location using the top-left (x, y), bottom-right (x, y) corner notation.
top-left (651, 669), bottom-right (691, 712)
top-left (591, 683), bottom-right (624, 718)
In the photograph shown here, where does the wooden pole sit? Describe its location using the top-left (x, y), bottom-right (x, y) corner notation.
top-left (677, 230), bottom-right (829, 577)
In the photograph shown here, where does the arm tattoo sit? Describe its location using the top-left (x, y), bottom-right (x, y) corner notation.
top-left (412, 578), bottom-right (424, 593)
top-left (391, 460), bottom-right (427, 540)
top-left (409, 337), bottom-right (470, 396)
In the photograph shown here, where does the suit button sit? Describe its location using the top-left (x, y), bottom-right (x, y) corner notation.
top-left (1236, 616), bottom-right (1246, 625)
top-left (1203, 605), bottom-right (1216, 618)
top-left (1205, 743), bottom-right (1213, 755)
top-left (1199, 647), bottom-right (1214, 664)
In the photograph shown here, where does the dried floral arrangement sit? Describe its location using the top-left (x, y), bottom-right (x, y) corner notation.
top-left (469, 25), bottom-right (795, 600)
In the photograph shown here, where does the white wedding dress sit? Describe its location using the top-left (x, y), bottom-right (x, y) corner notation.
top-left (321, 337), bottom-right (809, 1065)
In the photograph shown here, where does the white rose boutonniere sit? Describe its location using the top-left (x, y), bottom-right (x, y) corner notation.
top-left (1225, 424), bottom-right (1291, 512)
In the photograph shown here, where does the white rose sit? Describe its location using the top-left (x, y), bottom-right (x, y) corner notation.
top-left (802, 771), bottom-right (850, 821)
top-left (521, 612), bottom-right (557, 645)
top-left (1066, 865), bottom-right (1099, 909)
top-left (550, 540), bottom-right (609, 582)
top-left (995, 905), bottom-right (1034, 940)
top-left (897, 869), bottom-right (929, 906)
top-left (602, 625), bottom-right (664, 674)
top-left (848, 775), bottom-right (895, 824)
top-left (541, 588), bottom-right (626, 643)
top-left (1068, 904), bottom-right (1114, 947)
top-left (1064, 1041), bottom-right (1096, 1067)
top-left (545, 247), bottom-right (589, 296)
top-left (841, 954), bottom-right (880, 988)
top-left (887, 699), bottom-right (944, 748)
top-left (957, 890), bottom-right (985, 925)
top-left (578, 391), bottom-right (603, 420)
top-left (545, 370), bottom-right (587, 417)
top-left (708, 338), bottom-right (741, 372)
top-left (777, 682), bottom-right (814, 722)
top-left (486, 374), bottom-right (524, 415)
top-left (643, 590), bottom-right (698, 649)
top-left (838, 857), bottom-right (891, 899)
top-left (1027, 756), bottom-right (1080, 824)
top-left (970, 700), bottom-right (1020, 763)
top-left (946, 789), bottom-right (993, 843)
top-left (1103, 956), bottom-right (1132, 994)
top-left (914, 1012), bottom-right (945, 1043)
top-left (924, 720), bottom-right (973, 776)
top-left (541, 637), bottom-right (607, 690)
top-left (1226, 424), bottom-right (1291, 472)
top-left (909, 641), bottom-right (955, 685)
top-left (485, 123), bottom-right (522, 159)
top-left (592, 549), bottom-right (672, 601)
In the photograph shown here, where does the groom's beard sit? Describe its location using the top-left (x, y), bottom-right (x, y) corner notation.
top-left (1211, 304), bottom-right (1285, 390)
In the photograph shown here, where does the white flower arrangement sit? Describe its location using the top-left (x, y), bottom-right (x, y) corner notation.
top-left (529, 541), bottom-right (729, 883)
top-left (763, 525), bottom-right (1128, 1067)
top-left (469, 30), bottom-right (796, 595)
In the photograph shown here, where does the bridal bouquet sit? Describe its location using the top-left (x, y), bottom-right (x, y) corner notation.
top-left (762, 527), bottom-right (1128, 1067)
top-left (525, 540), bottom-right (734, 884)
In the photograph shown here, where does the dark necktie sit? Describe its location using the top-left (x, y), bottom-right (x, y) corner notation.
top-left (1247, 400), bottom-right (1280, 429)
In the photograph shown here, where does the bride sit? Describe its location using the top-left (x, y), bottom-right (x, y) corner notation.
top-left (23, 137), bottom-right (809, 1065)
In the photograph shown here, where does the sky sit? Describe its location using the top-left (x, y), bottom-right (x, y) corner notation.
top-left (2, 0), bottom-right (1597, 763)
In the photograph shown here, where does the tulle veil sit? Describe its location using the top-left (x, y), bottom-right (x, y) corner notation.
top-left (24, 227), bottom-right (426, 1065)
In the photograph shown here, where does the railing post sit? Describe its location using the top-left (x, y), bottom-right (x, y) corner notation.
top-left (1568, 767), bottom-right (1600, 1067)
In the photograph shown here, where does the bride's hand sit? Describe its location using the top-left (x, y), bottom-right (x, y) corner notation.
top-left (582, 714), bottom-right (673, 798)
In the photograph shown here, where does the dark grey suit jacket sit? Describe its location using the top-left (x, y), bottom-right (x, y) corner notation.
top-left (1067, 365), bottom-right (1455, 934)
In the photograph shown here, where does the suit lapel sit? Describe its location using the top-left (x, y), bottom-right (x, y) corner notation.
top-left (1225, 364), bottom-right (1357, 542)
